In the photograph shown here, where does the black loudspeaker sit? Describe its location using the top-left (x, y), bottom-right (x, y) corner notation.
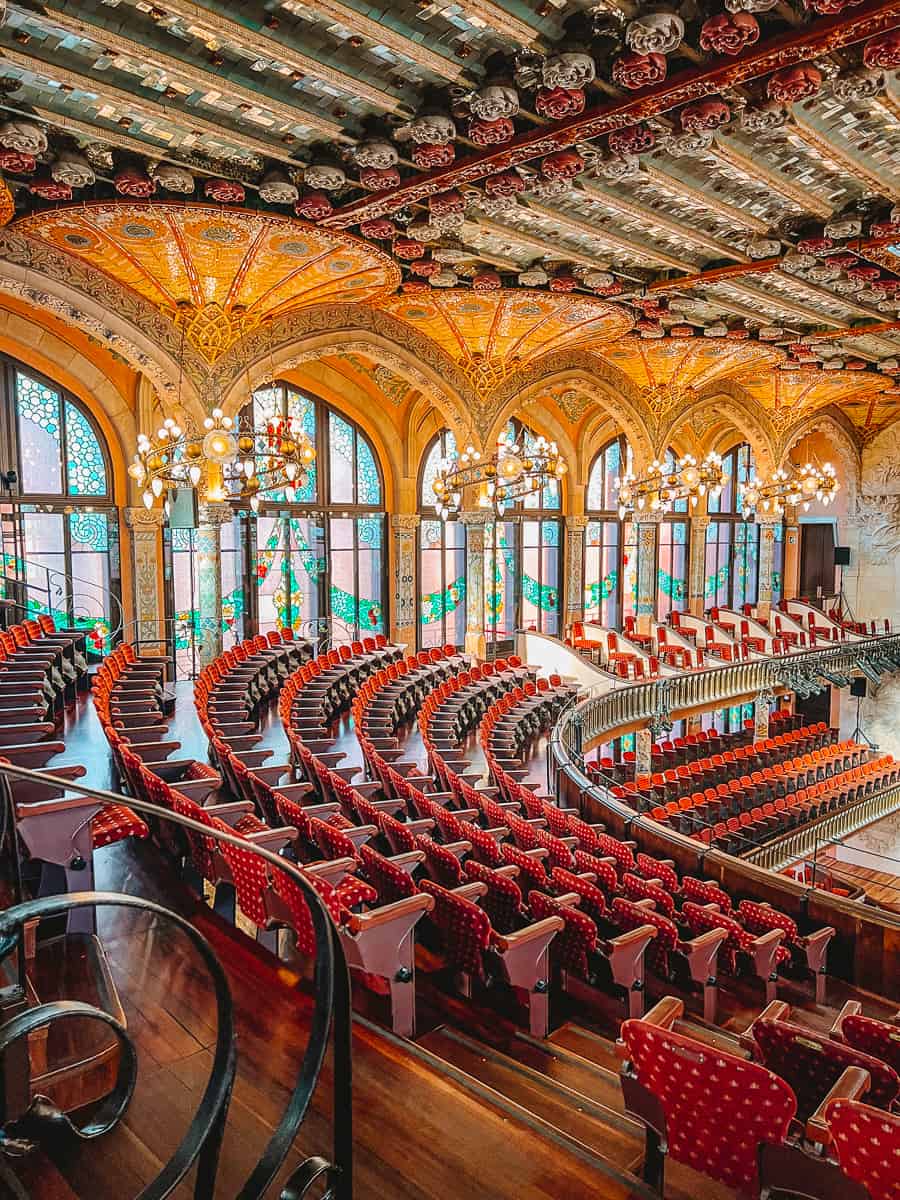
top-left (834, 546), bottom-right (851, 566)
top-left (850, 677), bottom-right (867, 698)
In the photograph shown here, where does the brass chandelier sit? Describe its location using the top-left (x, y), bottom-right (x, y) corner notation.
top-left (431, 429), bottom-right (567, 519)
top-left (614, 452), bottom-right (725, 519)
top-left (129, 406), bottom-right (316, 514)
top-left (738, 460), bottom-right (838, 517)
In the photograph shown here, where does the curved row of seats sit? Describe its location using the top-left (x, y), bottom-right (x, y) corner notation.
top-left (618, 994), bottom-right (898, 1200)
top-left (478, 685), bottom-right (838, 1017)
top-left (3, 639), bottom-right (152, 913)
top-left (652, 739), bottom-right (891, 833)
top-left (0, 615), bottom-right (92, 758)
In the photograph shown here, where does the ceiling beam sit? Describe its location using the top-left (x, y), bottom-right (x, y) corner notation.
top-left (0, 44), bottom-right (336, 164)
top-left (639, 163), bottom-right (771, 234)
top-left (471, 216), bottom-right (614, 269)
top-left (708, 138), bottom-right (832, 218)
top-left (789, 113), bottom-right (900, 201)
top-left (577, 177), bottom-right (749, 262)
top-left (523, 200), bottom-right (696, 271)
top-left (322, 0), bottom-right (900, 227)
top-left (726, 280), bottom-right (849, 327)
top-left (15, 3), bottom-right (363, 146)
top-left (30, 0), bottom-right (406, 116)
top-left (290, 0), bottom-right (470, 81)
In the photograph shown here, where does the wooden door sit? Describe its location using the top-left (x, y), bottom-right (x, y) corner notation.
top-left (799, 522), bottom-right (835, 600)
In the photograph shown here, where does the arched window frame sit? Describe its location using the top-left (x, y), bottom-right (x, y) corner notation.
top-left (486, 418), bottom-right (562, 642)
top-left (656, 447), bottom-right (691, 622)
top-left (703, 442), bottom-right (782, 612)
top-left (417, 429), bottom-right (466, 649)
top-left (169, 381), bottom-right (388, 670)
top-left (0, 355), bottom-right (120, 655)
top-left (584, 435), bottom-right (635, 629)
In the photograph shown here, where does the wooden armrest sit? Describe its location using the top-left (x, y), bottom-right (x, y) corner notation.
top-left (493, 915), bottom-right (564, 952)
top-left (738, 998), bottom-right (791, 1053)
top-left (554, 892), bottom-right (581, 907)
top-left (206, 800), bottom-right (254, 819)
top-left (305, 857), bottom-right (356, 880)
top-left (345, 891), bottom-right (434, 935)
top-left (639, 995), bottom-right (683, 1030)
top-left (244, 826), bottom-right (298, 849)
top-left (441, 840), bottom-right (471, 859)
top-left (451, 881), bottom-right (487, 901)
top-left (808, 1066), bottom-right (871, 1144)
top-left (830, 999), bottom-right (862, 1039)
top-left (494, 864), bottom-right (519, 879)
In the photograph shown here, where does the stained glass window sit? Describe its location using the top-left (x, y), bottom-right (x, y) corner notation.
top-left (703, 443), bottom-right (776, 611)
top-left (584, 436), bottom-right (634, 629)
top-left (418, 430), bottom-right (464, 648)
top-left (14, 370), bottom-right (108, 497)
top-left (6, 364), bottom-right (116, 658)
top-left (243, 384), bottom-right (385, 645)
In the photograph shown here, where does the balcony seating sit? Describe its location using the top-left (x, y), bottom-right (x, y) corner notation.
top-left (619, 995), bottom-right (875, 1197)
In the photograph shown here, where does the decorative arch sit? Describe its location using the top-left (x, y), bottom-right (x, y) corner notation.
top-left (504, 355), bottom-right (655, 481)
top-left (779, 407), bottom-right (861, 514)
top-left (215, 304), bottom-right (477, 443)
top-left (661, 383), bottom-right (777, 476)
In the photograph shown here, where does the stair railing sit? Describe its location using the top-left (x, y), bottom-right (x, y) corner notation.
top-left (0, 760), bottom-right (353, 1200)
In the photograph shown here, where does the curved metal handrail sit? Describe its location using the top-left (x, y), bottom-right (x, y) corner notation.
top-left (0, 557), bottom-right (124, 643)
top-left (554, 632), bottom-right (900, 758)
top-left (0, 761), bottom-right (353, 1200)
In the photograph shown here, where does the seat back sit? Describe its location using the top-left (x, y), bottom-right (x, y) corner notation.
top-left (620, 1018), bottom-right (796, 1192)
top-left (418, 880), bottom-right (490, 975)
top-left (753, 1018), bottom-right (900, 1117)
top-left (826, 1099), bottom-right (900, 1200)
top-left (841, 1013), bottom-right (900, 1075)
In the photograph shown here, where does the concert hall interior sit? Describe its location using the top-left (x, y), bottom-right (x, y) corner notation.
top-left (0, 0), bottom-right (899, 1195)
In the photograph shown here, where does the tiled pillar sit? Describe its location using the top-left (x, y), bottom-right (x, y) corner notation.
top-left (783, 505), bottom-right (800, 601)
top-left (635, 514), bottom-right (661, 633)
top-left (565, 515), bottom-right (589, 628)
top-left (635, 726), bottom-right (653, 776)
top-left (391, 513), bottom-right (420, 650)
top-left (688, 515), bottom-right (710, 617)
top-left (197, 502), bottom-right (231, 668)
top-left (754, 688), bottom-right (774, 740)
top-left (123, 507), bottom-right (165, 650)
top-left (460, 511), bottom-right (489, 659)
top-left (756, 514), bottom-right (780, 618)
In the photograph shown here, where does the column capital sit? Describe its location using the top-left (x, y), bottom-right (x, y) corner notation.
top-left (755, 511), bottom-right (783, 526)
top-left (633, 510), bottom-right (666, 526)
top-left (458, 509), bottom-right (492, 528)
top-left (124, 506), bottom-right (166, 530)
top-left (565, 514), bottom-right (590, 532)
top-left (391, 513), bottom-right (421, 534)
top-left (197, 502), bottom-right (233, 528)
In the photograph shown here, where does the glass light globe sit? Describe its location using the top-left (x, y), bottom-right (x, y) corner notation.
top-left (203, 429), bottom-right (238, 465)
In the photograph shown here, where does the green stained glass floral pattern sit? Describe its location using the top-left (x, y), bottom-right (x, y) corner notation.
top-left (65, 400), bottom-right (107, 495)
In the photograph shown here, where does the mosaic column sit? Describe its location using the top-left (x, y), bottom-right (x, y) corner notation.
top-left (754, 687), bottom-right (775, 740)
top-left (634, 513), bottom-right (662, 633)
top-left (123, 507), bottom-right (166, 651)
top-left (197, 502), bottom-right (232, 668)
top-left (635, 726), bottom-right (653, 777)
top-left (565, 515), bottom-right (589, 628)
top-left (391, 513), bottom-right (420, 650)
top-left (688, 515), bottom-right (711, 617)
top-left (756, 513), bottom-right (780, 619)
top-left (459, 511), bottom-right (489, 659)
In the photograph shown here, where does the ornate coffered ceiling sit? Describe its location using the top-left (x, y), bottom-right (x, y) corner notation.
top-left (0, 0), bottom-right (896, 436)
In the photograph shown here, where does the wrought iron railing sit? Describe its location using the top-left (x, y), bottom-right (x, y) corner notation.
top-left (0, 559), bottom-right (124, 648)
top-left (555, 632), bottom-right (900, 759)
top-left (0, 761), bottom-right (352, 1200)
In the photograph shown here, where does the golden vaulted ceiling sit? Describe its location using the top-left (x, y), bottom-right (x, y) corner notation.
top-left (0, 0), bottom-right (898, 443)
